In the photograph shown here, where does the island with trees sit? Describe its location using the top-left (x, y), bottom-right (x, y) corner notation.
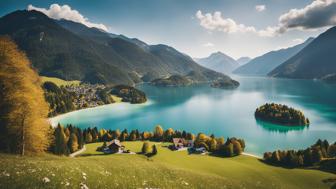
top-left (151, 75), bottom-right (192, 87)
top-left (255, 103), bottom-right (310, 126)
top-left (210, 78), bottom-right (240, 89)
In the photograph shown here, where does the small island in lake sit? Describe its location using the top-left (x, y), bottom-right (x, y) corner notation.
top-left (210, 79), bottom-right (240, 89)
top-left (111, 85), bottom-right (147, 104)
top-left (255, 103), bottom-right (309, 126)
top-left (151, 75), bottom-right (192, 87)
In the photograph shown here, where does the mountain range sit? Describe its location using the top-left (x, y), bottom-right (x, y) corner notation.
top-left (0, 10), bottom-right (233, 85)
top-left (233, 38), bottom-right (314, 76)
top-left (194, 52), bottom-right (239, 74)
top-left (269, 26), bottom-right (336, 79)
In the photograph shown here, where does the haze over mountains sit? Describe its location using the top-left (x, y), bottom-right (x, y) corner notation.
top-left (269, 26), bottom-right (336, 80)
top-left (194, 52), bottom-right (239, 74)
top-left (236, 57), bottom-right (251, 66)
top-left (0, 10), bottom-right (232, 85)
top-left (233, 38), bottom-right (314, 76)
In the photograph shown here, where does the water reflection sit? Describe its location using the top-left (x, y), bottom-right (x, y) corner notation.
top-left (255, 119), bottom-right (307, 133)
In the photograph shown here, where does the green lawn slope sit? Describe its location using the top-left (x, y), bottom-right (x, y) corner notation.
top-left (40, 76), bottom-right (80, 87)
top-left (0, 141), bottom-right (334, 189)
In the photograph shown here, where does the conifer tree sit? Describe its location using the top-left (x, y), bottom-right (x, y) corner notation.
top-left (68, 133), bottom-right (78, 153)
top-left (54, 124), bottom-right (69, 155)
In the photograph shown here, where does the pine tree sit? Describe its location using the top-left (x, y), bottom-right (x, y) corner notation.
top-left (77, 128), bottom-right (84, 149)
top-left (85, 132), bottom-right (93, 143)
top-left (68, 133), bottom-right (78, 153)
top-left (54, 125), bottom-right (69, 155)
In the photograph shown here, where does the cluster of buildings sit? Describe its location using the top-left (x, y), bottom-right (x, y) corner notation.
top-left (100, 138), bottom-right (206, 155)
top-left (171, 138), bottom-right (207, 154)
top-left (65, 84), bottom-right (106, 108)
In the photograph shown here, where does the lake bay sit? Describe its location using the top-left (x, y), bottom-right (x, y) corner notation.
top-left (51, 76), bottom-right (336, 156)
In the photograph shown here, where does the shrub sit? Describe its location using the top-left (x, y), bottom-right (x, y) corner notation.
top-left (142, 142), bottom-right (151, 154)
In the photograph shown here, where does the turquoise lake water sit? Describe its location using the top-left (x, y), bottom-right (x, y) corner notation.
top-left (51, 76), bottom-right (336, 156)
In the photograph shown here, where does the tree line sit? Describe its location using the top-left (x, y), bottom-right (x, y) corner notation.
top-left (263, 139), bottom-right (336, 167)
top-left (51, 124), bottom-right (85, 155)
top-left (51, 124), bottom-right (245, 157)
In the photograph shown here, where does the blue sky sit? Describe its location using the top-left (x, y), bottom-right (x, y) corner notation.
top-left (0, 0), bottom-right (334, 59)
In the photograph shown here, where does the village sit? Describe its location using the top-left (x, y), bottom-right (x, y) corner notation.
top-left (65, 83), bottom-right (108, 108)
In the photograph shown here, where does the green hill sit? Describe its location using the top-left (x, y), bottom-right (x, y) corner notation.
top-left (269, 26), bottom-right (336, 79)
top-left (233, 38), bottom-right (313, 76)
top-left (0, 141), bottom-right (334, 189)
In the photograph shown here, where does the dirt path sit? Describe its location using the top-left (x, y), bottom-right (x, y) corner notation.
top-left (69, 145), bottom-right (86, 157)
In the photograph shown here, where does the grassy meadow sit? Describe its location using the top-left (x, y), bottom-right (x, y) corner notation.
top-left (40, 76), bottom-right (81, 86)
top-left (0, 141), bottom-right (335, 189)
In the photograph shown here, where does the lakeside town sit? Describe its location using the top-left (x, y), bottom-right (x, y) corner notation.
top-left (65, 83), bottom-right (108, 108)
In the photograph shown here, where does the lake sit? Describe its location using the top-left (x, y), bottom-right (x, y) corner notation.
top-left (51, 76), bottom-right (336, 156)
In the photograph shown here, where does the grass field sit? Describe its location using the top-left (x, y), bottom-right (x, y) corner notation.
top-left (111, 95), bottom-right (123, 103)
top-left (0, 141), bottom-right (335, 189)
top-left (40, 76), bottom-right (81, 86)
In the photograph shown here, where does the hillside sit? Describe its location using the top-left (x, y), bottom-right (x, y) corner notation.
top-left (269, 26), bottom-right (336, 79)
top-left (0, 10), bottom-right (235, 85)
top-left (233, 38), bottom-right (313, 76)
top-left (0, 10), bottom-right (134, 85)
top-left (0, 141), bottom-right (334, 189)
top-left (195, 52), bottom-right (239, 74)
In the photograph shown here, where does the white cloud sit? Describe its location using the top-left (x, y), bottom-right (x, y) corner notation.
top-left (197, 0), bottom-right (336, 37)
top-left (195, 10), bottom-right (256, 33)
top-left (202, 42), bottom-right (214, 47)
top-left (255, 5), bottom-right (266, 12)
top-left (195, 10), bottom-right (275, 37)
top-left (27, 4), bottom-right (108, 31)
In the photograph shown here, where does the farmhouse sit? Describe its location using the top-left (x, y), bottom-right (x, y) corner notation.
top-left (172, 138), bottom-right (194, 150)
top-left (104, 139), bottom-right (124, 154)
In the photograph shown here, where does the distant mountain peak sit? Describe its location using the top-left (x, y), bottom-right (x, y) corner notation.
top-left (194, 51), bottom-right (239, 74)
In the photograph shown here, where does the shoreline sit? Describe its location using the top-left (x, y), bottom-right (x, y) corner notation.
top-left (49, 100), bottom-right (153, 127)
top-left (48, 103), bottom-right (121, 127)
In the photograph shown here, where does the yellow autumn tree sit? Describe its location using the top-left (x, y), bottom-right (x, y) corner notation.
top-left (0, 36), bottom-right (50, 155)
